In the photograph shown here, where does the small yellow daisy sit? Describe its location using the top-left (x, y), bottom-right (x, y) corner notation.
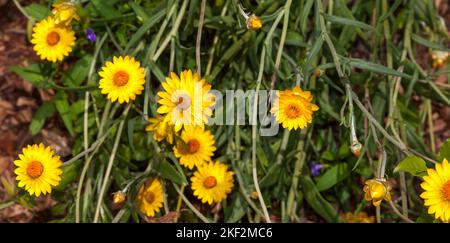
top-left (14, 144), bottom-right (62, 197)
top-left (99, 56), bottom-right (145, 104)
top-left (271, 86), bottom-right (319, 130)
top-left (420, 159), bottom-right (450, 222)
top-left (51, 0), bottom-right (80, 26)
top-left (173, 126), bottom-right (216, 169)
top-left (30, 16), bottom-right (76, 63)
top-left (157, 70), bottom-right (215, 132)
top-left (146, 115), bottom-right (175, 144)
top-left (363, 179), bottom-right (392, 207)
top-left (136, 178), bottom-right (164, 217)
top-left (191, 161), bottom-right (234, 205)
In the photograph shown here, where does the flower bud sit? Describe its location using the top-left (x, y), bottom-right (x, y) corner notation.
top-left (246, 15), bottom-right (263, 31)
top-left (430, 50), bottom-right (449, 69)
top-left (314, 68), bottom-right (324, 78)
top-left (350, 141), bottom-right (362, 157)
top-left (112, 191), bottom-right (126, 205)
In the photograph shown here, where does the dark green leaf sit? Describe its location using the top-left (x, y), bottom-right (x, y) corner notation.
top-left (438, 139), bottom-right (450, 162)
top-left (29, 102), bottom-right (55, 135)
top-left (10, 64), bottom-right (45, 85)
top-left (24, 3), bottom-right (51, 20)
top-left (154, 161), bottom-right (187, 185)
top-left (316, 163), bottom-right (350, 191)
top-left (394, 156), bottom-right (427, 177)
top-left (300, 176), bottom-right (339, 223)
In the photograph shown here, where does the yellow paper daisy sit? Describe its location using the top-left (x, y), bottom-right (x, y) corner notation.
top-left (363, 178), bottom-right (392, 207)
top-left (14, 144), bottom-right (62, 197)
top-left (99, 56), bottom-right (145, 104)
top-left (146, 115), bottom-right (175, 144)
top-left (271, 86), bottom-right (319, 130)
top-left (136, 178), bottom-right (164, 217)
top-left (157, 70), bottom-right (215, 132)
top-left (420, 158), bottom-right (450, 222)
top-left (191, 161), bottom-right (234, 205)
top-left (52, 0), bottom-right (80, 26)
top-left (30, 16), bottom-right (76, 63)
top-left (173, 126), bottom-right (216, 169)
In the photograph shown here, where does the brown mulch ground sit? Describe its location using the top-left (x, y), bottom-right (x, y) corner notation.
top-left (0, 0), bottom-right (449, 222)
top-left (0, 0), bottom-right (63, 222)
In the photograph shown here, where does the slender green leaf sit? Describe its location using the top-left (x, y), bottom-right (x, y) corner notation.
top-left (316, 163), bottom-right (350, 191)
top-left (411, 34), bottom-right (450, 52)
top-left (300, 176), bottom-right (339, 223)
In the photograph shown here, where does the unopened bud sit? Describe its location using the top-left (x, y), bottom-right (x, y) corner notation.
top-left (350, 141), bottom-right (362, 157)
top-left (314, 68), bottom-right (324, 77)
top-left (113, 191), bottom-right (126, 205)
top-left (246, 15), bottom-right (263, 31)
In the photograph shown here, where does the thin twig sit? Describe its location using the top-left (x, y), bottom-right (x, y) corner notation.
top-left (173, 183), bottom-right (210, 223)
top-left (93, 104), bottom-right (131, 223)
top-left (196, 0), bottom-right (206, 76)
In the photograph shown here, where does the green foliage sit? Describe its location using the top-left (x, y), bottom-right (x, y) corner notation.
top-left (11, 0), bottom-right (449, 223)
top-left (394, 156), bottom-right (428, 177)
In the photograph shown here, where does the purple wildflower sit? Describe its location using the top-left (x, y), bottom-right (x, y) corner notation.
top-left (85, 28), bottom-right (97, 42)
top-left (311, 162), bottom-right (324, 177)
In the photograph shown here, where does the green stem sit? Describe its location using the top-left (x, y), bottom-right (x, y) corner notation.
top-left (93, 104), bottom-right (131, 223)
top-left (12, 0), bottom-right (33, 21)
top-left (153, 0), bottom-right (189, 62)
top-left (173, 183), bottom-right (210, 223)
top-left (275, 129), bottom-right (290, 165)
top-left (286, 130), bottom-right (306, 221)
top-left (270, 0), bottom-right (292, 90)
top-left (249, 9), bottom-right (286, 224)
top-left (196, 0), bottom-right (206, 76)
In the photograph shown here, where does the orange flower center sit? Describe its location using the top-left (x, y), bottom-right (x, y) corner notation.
top-left (442, 181), bottom-right (450, 201)
top-left (27, 161), bottom-right (43, 179)
top-left (203, 176), bottom-right (217, 189)
top-left (286, 104), bottom-right (301, 118)
top-left (46, 31), bottom-right (60, 46)
top-left (144, 191), bottom-right (155, 204)
top-left (187, 139), bottom-right (200, 154)
top-left (113, 71), bottom-right (129, 86)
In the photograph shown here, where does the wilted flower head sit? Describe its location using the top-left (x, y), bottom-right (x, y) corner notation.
top-left (363, 179), bottom-right (391, 207)
top-left (430, 50), bottom-right (449, 68)
top-left (52, 0), bottom-right (80, 26)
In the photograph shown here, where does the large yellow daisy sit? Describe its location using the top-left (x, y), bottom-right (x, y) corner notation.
top-left (99, 56), bottom-right (145, 104)
top-left (191, 161), bottom-right (234, 205)
top-left (157, 70), bottom-right (215, 132)
top-left (14, 144), bottom-right (62, 196)
top-left (30, 16), bottom-right (76, 63)
top-left (136, 178), bottom-right (164, 217)
top-left (420, 159), bottom-right (450, 222)
top-left (173, 126), bottom-right (216, 169)
top-left (146, 115), bottom-right (175, 144)
top-left (271, 86), bottom-right (319, 130)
